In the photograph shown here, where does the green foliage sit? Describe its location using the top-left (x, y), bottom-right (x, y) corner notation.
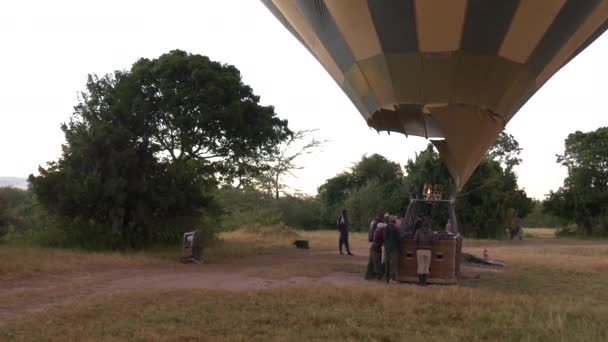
top-left (544, 127), bottom-right (608, 236)
top-left (254, 129), bottom-right (326, 199)
top-left (403, 144), bottom-right (453, 197)
top-left (274, 195), bottom-right (322, 229)
top-left (317, 172), bottom-right (355, 223)
top-left (28, 50), bottom-right (291, 250)
top-left (215, 187), bottom-right (322, 230)
top-left (318, 154), bottom-right (406, 229)
top-left (350, 154), bottom-right (403, 187)
top-left (401, 145), bottom-right (533, 238)
top-left (0, 188), bottom-right (66, 246)
top-left (487, 131), bottom-right (523, 170)
top-left (129, 50), bottom-right (292, 183)
top-left (0, 187), bottom-right (33, 240)
top-left (459, 160), bottom-right (533, 238)
top-left (344, 180), bottom-right (407, 230)
top-left (523, 201), bottom-right (568, 228)
top-left (317, 131), bottom-right (534, 238)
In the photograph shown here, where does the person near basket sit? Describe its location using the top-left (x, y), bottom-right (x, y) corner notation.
top-left (383, 216), bottom-right (401, 282)
top-left (414, 216), bottom-right (434, 286)
top-left (365, 212), bottom-right (385, 279)
top-left (369, 214), bottom-right (389, 279)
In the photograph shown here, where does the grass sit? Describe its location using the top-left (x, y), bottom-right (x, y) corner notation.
top-left (0, 245), bottom-right (167, 281)
top-left (2, 283), bottom-right (607, 341)
top-left (0, 226), bottom-right (368, 281)
top-left (523, 227), bottom-right (556, 238)
top-left (1, 228), bottom-right (608, 341)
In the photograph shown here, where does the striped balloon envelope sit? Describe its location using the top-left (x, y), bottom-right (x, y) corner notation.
top-left (261, 0), bottom-right (608, 191)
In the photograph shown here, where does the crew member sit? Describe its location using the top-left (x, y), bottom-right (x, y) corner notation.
top-left (365, 212), bottom-right (384, 279)
top-left (414, 216), bottom-right (434, 286)
top-left (370, 214), bottom-right (388, 279)
top-left (368, 212), bottom-right (383, 243)
top-left (337, 209), bottom-right (353, 255)
top-left (383, 216), bottom-right (401, 282)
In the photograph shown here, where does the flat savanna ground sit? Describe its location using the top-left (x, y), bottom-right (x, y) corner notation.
top-left (1, 228), bottom-right (607, 341)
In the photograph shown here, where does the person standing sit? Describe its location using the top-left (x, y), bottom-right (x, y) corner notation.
top-left (383, 216), bottom-right (401, 282)
top-left (365, 212), bottom-right (384, 279)
top-left (368, 212), bottom-right (383, 243)
top-left (370, 216), bottom-right (387, 279)
top-left (337, 209), bottom-right (353, 255)
top-left (414, 216), bottom-right (434, 286)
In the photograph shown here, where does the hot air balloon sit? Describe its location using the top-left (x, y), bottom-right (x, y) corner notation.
top-left (261, 0), bottom-right (608, 284)
top-left (261, 0), bottom-right (608, 191)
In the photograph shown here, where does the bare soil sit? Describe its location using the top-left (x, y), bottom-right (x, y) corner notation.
top-left (0, 240), bottom-right (563, 326)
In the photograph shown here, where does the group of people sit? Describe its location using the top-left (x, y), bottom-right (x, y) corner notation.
top-left (336, 209), bottom-right (436, 286)
top-left (365, 212), bottom-right (401, 282)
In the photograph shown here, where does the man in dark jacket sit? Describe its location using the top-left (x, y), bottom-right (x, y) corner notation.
top-left (337, 209), bottom-right (353, 255)
top-left (383, 216), bottom-right (401, 282)
top-left (413, 216), bottom-right (434, 286)
top-left (365, 212), bottom-right (385, 279)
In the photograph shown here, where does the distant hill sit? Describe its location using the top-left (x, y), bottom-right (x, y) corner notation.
top-left (0, 177), bottom-right (28, 190)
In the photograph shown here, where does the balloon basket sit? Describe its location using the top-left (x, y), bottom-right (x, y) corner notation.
top-left (396, 234), bottom-right (461, 285)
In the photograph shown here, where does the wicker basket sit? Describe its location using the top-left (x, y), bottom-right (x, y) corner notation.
top-left (396, 234), bottom-right (459, 284)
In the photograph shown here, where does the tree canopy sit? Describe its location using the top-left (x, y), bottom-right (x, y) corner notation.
top-left (544, 127), bottom-right (608, 235)
top-left (125, 50), bottom-right (291, 183)
top-left (487, 131), bottom-right (523, 170)
top-left (317, 131), bottom-right (533, 237)
top-left (29, 50), bottom-right (292, 249)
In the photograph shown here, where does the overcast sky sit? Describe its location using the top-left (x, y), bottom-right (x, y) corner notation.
top-left (1, 0), bottom-right (607, 199)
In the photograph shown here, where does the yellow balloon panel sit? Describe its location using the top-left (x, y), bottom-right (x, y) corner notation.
top-left (261, 0), bottom-right (608, 189)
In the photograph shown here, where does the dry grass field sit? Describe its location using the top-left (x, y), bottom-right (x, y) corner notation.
top-left (1, 227), bottom-right (607, 341)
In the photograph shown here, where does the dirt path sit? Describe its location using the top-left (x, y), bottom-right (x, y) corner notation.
top-left (2, 238), bottom-right (591, 325)
top-left (0, 248), bottom-right (375, 325)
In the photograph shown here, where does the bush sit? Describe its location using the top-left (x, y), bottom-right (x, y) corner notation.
top-left (523, 201), bottom-right (567, 228)
top-left (343, 181), bottom-right (405, 230)
top-left (0, 186), bottom-right (219, 250)
top-left (0, 187), bottom-right (37, 242)
top-left (216, 187), bottom-right (323, 230)
top-left (238, 223), bottom-right (301, 240)
top-left (555, 224), bottom-right (578, 237)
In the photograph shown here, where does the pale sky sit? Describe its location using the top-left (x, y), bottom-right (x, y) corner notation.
top-left (1, 0), bottom-right (607, 199)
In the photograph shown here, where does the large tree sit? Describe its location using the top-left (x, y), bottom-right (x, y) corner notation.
top-left (29, 50), bottom-right (291, 249)
top-left (544, 127), bottom-right (608, 235)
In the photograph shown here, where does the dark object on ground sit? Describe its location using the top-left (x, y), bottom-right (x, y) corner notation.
top-left (463, 253), bottom-right (506, 267)
top-left (293, 240), bottom-right (309, 249)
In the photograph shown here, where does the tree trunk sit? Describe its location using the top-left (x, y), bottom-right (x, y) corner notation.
top-left (275, 172), bottom-right (280, 200)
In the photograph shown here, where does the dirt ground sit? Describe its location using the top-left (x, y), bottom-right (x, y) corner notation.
top-left (0, 237), bottom-right (595, 327)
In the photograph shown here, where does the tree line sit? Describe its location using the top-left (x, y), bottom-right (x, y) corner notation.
top-left (1, 50), bottom-right (606, 249)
